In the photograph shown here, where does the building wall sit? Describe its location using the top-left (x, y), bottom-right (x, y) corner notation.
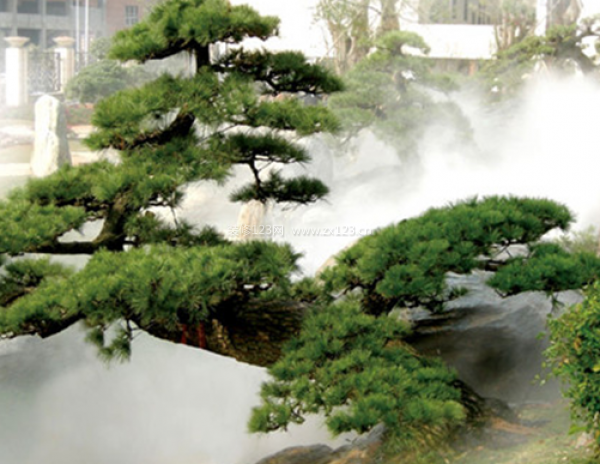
top-left (403, 23), bottom-right (497, 60)
top-left (105, 0), bottom-right (149, 35)
top-left (0, 0), bottom-right (105, 49)
top-left (0, 0), bottom-right (149, 50)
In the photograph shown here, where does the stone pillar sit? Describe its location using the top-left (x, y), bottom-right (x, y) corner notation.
top-left (53, 36), bottom-right (76, 93)
top-left (4, 37), bottom-right (29, 107)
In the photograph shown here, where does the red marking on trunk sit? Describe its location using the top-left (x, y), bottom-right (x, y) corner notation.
top-left (180, 324), bottom-right (188, 345)
top-left (197, 323), bottom-right (207, 349)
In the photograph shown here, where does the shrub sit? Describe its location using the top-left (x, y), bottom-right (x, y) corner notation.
top-left (547, 282), bottom-right (600, 449)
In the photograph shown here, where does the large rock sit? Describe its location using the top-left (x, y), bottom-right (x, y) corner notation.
top-left (31, 95), bottom-right (71, 177)
top-left (406, 271), bottom-right (582, 403)
top-left (253, 425), bottom-right (385, 464)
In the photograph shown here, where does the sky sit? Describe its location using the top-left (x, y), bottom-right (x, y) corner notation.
top-left (229, 0), bottom-right (328, 56)
top-left (229, 0), bottom-right (600, 59)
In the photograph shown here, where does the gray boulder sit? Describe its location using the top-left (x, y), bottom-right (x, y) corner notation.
top-left (253, 425), bottom-right (385, 464)
top-left (407, 271), bottom-right (582, 403)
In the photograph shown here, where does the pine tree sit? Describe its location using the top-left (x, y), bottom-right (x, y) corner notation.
top-left (2, 0), bottom-right (600, 450)
top-left (327, 29), bottom-right (468, 159)
top-left (250, 196), bottom-right (600, 446)
top-left (0, 0), bottom-right (342, 363)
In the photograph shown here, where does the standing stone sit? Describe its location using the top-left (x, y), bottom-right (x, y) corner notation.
top-left (31, 95), bottom-right (72, 177)
top-left (233, 199), bottom-right (269, 241)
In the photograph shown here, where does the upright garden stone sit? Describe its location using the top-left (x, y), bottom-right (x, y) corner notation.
top-left (31, 95), bottom-right (71, 177)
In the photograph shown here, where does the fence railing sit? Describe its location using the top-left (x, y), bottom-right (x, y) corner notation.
top-left (28, 50), bottom-right (62, 95)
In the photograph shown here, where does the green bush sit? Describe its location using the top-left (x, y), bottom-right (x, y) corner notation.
top-left (547, 282), bottom-right (600, 450)
top-left (66, 60), bottom-right (142, 104)
top-left (64, 104), bottom-right (95, 126)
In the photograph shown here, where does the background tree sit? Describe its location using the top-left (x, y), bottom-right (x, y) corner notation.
top-left (327, 29), bottom-right (466, 158)
top-left (316, 0), bottom-right (372, 74)
top-left (480, 16), bottom-right (600, 99)
top-left (314, 0), bottom-right (466, 159)
top-left (488, 0), bottom-right (536, 52)
top-left (65, 37), bottom-right (159, 104)
top-left (316, 0), bottom-right (407, 74)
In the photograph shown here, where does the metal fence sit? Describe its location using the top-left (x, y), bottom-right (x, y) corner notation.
top-left (28, 50), bottom-right (62, 95)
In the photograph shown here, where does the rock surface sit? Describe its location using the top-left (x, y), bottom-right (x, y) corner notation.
top-left (407, 271), bottom-right (582, 403)
top-left (253, 425), bottom-right (385, 464)
top-left (31, 95), bottom-right (71, 177)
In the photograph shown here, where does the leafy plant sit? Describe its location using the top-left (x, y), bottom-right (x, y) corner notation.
top-left (0, 0), bottom-right (342, 367)
top-left (547, 282), bottom-right (600, 451)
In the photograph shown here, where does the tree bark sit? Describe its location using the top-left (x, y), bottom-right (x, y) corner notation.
top-left (378, 0), bottom-right (399, 37)
top-left (140, 298), bottom-right (309, 367)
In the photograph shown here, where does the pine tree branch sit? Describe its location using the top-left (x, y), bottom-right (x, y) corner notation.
top-left (111, 112), bottom-right (196, 151)
top-left (31, 240), bottom-right (104, 255)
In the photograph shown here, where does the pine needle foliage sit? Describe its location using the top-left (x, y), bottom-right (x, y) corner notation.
top-left (0, 0), bottom-right (342, 353)
top-left (0, 241), bottom-right (300, 352)
top-left (322, 196), bottom-right (600, 315)
top-left (249, 299), bottom-right (465, 443)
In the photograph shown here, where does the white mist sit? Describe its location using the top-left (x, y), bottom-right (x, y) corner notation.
top-left (1, 74), bottom-right (600, 464)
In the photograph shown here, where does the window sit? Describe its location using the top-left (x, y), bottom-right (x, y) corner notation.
top-left (422, 0), bottom-right (491, 25)
top-left (17, 0), bottom-right (39, 14)
top-left (125, 5), bottom-right (139, 26)
top-left (47, 1), bottom-right (67, 16)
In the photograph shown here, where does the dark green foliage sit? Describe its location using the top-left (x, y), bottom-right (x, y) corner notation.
top-left (230, 171), bottom-right (330, 205)
top-left (108, 0), bottom-right (279, 63)
top-left (65, 60), bottom-right (147, 104)
top-left (0, 0), bottom-right (341, 352)
top-left (489, 242), bottom-right (600, 300)
top-left (0, 198), bottom-right (88, 253)
top-left (213, 49), bottom-right (345, 96)
top-left (322, 196), bottom-right (594, 314)
top-left (547, 282), bottom-right (600, 449)
top-left (0, 241), bottom-right (299, 353)
top-left (328, 30), bottom-right (467, 158)
top-left (250, 300), bottom-right (464, 442)
top-left (0, 258), bottom-right (73, 307)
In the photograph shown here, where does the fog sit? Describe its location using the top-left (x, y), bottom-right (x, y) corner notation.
top-left (2, 70), bottom-right (600, 462)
